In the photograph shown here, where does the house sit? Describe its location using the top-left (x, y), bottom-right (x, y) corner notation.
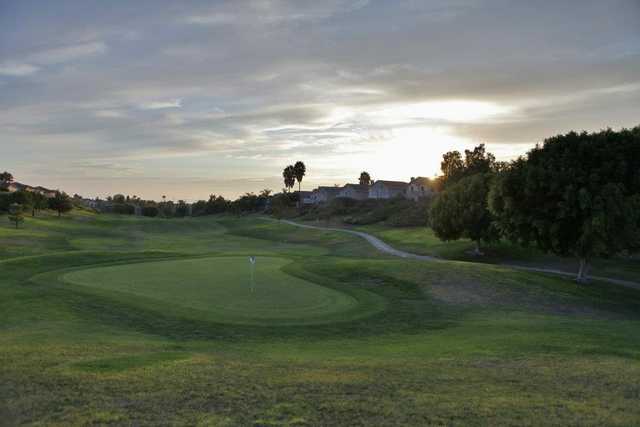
top-left (296, 191), bottom-right (315, 205)
top-left (337, 184), bottom-right (369, 200)
top-left (315, 186), bottom-right (341, 203)
top-left (368, 180), bottom-right (408, 199)
top-left (4, 182), bottom-right (57, 198)
top-left (405, 177), bottom-right (434, 201)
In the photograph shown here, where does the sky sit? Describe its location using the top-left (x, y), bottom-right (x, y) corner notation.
top-left (1, 0), bottom-right (639, 201)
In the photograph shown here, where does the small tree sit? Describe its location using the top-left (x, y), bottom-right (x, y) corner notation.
top-left (359, 171), bottom-right (372, 186)
top-left (32, 192), bottom-right (49, 216)
top-left (8, 203), bottom-right (24, 229)
top-left (49, 191), bottom-right (73, 217)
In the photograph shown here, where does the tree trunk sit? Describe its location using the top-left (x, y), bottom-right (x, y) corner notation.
top-left (58, 210), bottom-right (61, 217)
top-left (32, 207), bottom-right (35, 217)
top-left (576, 257), bottom-right (589, 283)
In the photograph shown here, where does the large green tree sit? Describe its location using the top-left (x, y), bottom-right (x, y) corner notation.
top-left (430, 173), bottom-right (496, 255)
top-left (489, 127), bottom-right (640, 282)
top-left (49, 191), bottom-right (73, 217)
top-left (439, 144), bottom-right (496, 188)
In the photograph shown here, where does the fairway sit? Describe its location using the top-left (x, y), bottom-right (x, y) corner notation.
top-left (59, 256), bottom-right (378, 325)
top-left (3, 214), bottom-right (640, 426)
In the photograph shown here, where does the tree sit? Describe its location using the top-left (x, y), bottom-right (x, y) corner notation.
top-left (440, 151), bottom-right (464, 186)
top-left (175, 200), bottom-right (189, 217)
top-left (440, 144), bottom-right (496, 188)
top-left (488, 127), bottom-right (640, 282)
top-left (293, 161), bottom-right (306, 193)
top-left (359, 171), bottom-right (372, 186)
top-left (32, 192), bottom-right (49, 216)
top-left (48, 191), bottom-right (73, 217)
top-left (10, 190), bottom-right (33, 215)
top-left (430, 173), bottom-right (496, 255)
top-left (0, 171), bottom-right (13, 191)
top-left (112, 194), bottom-right (126, 204)
top-left (141, 205), bottom-right (159, 217)
top-left (282, 165), bottom-right (295, 192)
top-left (8, 203), bottom-right (25, 229)
top-left (463, 144), bottom-right (495, 176)
top-left (260, 189), bottom-right (272, 198)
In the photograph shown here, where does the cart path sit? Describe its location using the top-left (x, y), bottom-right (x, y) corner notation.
top-left (274, 219), bottom-right (640, 291)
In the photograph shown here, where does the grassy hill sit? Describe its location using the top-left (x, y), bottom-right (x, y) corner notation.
top-left (1, 211), bottom-right (639, 425)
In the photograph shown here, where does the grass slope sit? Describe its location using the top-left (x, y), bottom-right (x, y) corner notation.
top-left (1, 211), bottom-right (639, 425)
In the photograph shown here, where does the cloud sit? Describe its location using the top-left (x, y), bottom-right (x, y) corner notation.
top-left (2, 0), bottom-right (640, 199)
top-left (184, 0), bottom-right (370, 26)
top-left (139, 99), bottom-right (183, 110)
top-left (0, 62), bottom-right (40, 76)
top-left (94, 110), bottom-right (126, 119)
top-left (28, 41), bottom-right (107, 64)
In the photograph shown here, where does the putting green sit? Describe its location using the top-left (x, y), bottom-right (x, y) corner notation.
top-left (59, 256), bottom-right (381, 325)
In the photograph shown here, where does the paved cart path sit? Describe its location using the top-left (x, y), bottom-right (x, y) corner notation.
top-left (274, 219), bottom-right (640, 291)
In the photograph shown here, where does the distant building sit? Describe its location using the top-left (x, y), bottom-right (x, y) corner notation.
top-left (315, 186), bottom-right (341, 203)
top-left (297, 191), bottom-right (315, 205)
top-left (5, 182), bottom-right (57, 198)
top-left (368, 180), bottom-right (408, 199)
top-left (405, 177), bottom-right (434, 201)
top-left (337, 184), bottom-right (369, 200)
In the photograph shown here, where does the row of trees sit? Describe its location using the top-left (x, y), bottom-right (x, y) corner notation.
top-left (429, 127), bottom-right (640, 282)
top-left (1, 188), bottom-right (73, 228)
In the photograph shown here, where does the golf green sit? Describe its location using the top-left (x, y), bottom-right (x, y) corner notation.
top-left (60, 256), bottom-right (378, 325)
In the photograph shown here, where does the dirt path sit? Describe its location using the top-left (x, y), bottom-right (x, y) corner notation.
top-left (275, 219), bottom-right (640, 291)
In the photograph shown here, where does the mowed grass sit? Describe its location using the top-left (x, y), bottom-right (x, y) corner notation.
top-left (355, 224), bottom-right (640, 283)
top-left (50, 256), bottom-right (383, 325)
top-left (1, 211), bottom-right (640, 425)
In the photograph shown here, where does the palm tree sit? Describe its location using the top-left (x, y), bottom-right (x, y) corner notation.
top-left (359, 171), bottom-right (371, 186)
top-left (293, 161), bottom-right (306, 193)
top-left (282, 165), bottom-right (295, 192)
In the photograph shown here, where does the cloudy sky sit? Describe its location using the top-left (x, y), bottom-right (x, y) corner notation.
top-left (2, 0), bottom-right (639, 200)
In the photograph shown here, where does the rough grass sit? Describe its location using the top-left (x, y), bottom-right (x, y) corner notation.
top-left (1, 211), bottom-right (639, 425)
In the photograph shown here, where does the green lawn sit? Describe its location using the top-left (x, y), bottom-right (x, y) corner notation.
top-left (1, 212), bottom-right (640, 425)
top-left (46, 256), bottom-right (383, 325)
top-left (352, 224), bottom-right (640, 283)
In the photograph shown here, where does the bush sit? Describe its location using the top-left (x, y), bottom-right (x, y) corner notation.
top-left (112, 203), bottom-right (135, 215)
top-left (141, 206), bottom-right (159, 217)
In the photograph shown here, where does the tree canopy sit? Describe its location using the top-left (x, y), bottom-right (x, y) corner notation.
top-left (489, 127), bottom-right (640, 281)
top-left (48, 191), bottom-right (73, 217)
top-left (430, 173), bottom-right (496, 253)
top-left (359, 171), bottom-right (372, 186)
top-left (293, 161), bottom-right (306, 192)
top-left (283, 165), bottom-right (295, 192)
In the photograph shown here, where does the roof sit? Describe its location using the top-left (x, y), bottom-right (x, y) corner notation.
top-left (409, 177), bottom-right (432, 185)
top-left (342, 183), bottom-right (369, 190)
top-left (317, 186), bottom-right (342, 194)
top-left (372, 180), bottom-right (408, 189)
